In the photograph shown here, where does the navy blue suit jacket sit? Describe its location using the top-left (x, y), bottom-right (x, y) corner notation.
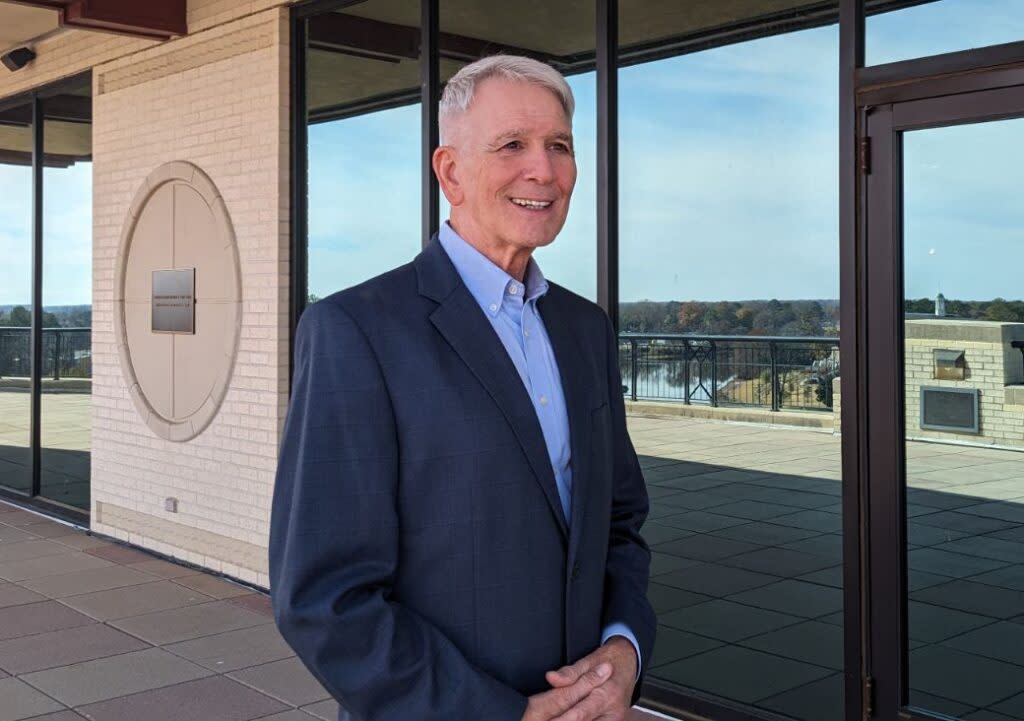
top-left (269, 238), bottom-right (655, 721)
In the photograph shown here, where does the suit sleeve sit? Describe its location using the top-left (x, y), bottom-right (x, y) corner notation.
top-left (269, 299), bottom-right (528, 721)
top-left (599, 313), bottom-right (657, 706)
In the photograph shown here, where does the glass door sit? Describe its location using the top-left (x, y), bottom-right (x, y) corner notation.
top-left (864, 84), bottom-right (1024, 721)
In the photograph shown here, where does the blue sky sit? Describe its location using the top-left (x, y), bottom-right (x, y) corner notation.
top-left (307, 0), bottom-right (1024, 304)
top-left (0, 160), bottom-right (91, 308)
top-left (2, 0), bottom-right (1023, 308)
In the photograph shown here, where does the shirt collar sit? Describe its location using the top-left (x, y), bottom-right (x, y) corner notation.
top-left (438, 221), bottom-right (549, 318)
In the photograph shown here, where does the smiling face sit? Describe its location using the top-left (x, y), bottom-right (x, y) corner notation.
top-left (433, 76), bottom-right (577, 278)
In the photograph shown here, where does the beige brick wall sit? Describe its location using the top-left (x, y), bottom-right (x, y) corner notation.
top-left (16, 2), bottom-right (298, 588)
top-left (832, 320), bottom-right (1024, 449)
top-left (904, 338), bottom-right (1024, 447)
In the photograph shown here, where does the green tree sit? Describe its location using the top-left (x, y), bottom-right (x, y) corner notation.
top-left (9, 306), bottom-right (30, 326)
top-left (985, 298), bottom-right (1021, 322)
top-left (793, 300), bottom-right (824, 336)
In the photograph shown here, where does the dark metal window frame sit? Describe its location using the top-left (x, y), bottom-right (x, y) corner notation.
top-left (0, 71), bottom-right (92, 527)
top-left (289, 1), bottom-right (1024, 719)
top-left (861, 78), bottom-right (1024, 721)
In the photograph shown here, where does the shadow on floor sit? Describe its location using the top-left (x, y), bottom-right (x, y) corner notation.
top-left (639, 453), bottom-right (1024, 721)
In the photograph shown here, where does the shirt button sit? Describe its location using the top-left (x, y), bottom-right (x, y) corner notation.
top-left (539, 395), bottom-right (548, 406)
top-left (489, 303), bottom-right (498, 312)
top-left (524, 329), bottom-right (530, 337)
top-left (508, 284), bottom-right (519, 296)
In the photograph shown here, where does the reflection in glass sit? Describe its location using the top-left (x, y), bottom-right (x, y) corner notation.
top-left (903, 120), bottom-right (1024, 720)
top-left (868, 0), bottom-right (1024, 66)
top-left (0, 100), bottom-right (35, 494)
top-left (39, 81), bottom-right (93, 511)
top-left (618, 4), bottom-right (844, 718)
top-left (439, 0), bottom-right (596, 300)
top-left (306, 3), bottom-right (422, 301)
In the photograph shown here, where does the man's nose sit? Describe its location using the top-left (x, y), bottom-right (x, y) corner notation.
top-left (522, 146), bottom-right (555, 183)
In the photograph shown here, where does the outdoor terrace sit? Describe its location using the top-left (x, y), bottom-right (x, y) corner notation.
top-left (0, 399), bottom-right (1021, 720)
top-left (630, 413), bottom-right (1024, 721)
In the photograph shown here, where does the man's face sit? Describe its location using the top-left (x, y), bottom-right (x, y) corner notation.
top-left (440, 77), bottom-right (577, 256)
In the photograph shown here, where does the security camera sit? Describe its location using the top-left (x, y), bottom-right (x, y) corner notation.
top-left (2, 47), bottom-right (36, 72)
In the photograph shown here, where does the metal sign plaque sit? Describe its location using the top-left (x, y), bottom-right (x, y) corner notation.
top-left (152, 268), bottom-right (195, 334)
top-left (920, 386), bottom-right (979, 433)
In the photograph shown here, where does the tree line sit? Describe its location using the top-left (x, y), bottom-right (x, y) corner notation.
top-left (905, 297), bottom-right (1024, 322)
top-left (0, 305), bottom-right (91, 328)
top-left (619, 299), bottom-right (841, 337)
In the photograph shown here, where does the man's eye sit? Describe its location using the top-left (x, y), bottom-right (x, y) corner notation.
top-left (503, 141), bottom-right (523, 150)
top-left (550, 143), bottom-right (572, 153)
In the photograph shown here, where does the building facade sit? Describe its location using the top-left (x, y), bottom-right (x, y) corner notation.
top-left (2, 1), bottom-right (1024, 720)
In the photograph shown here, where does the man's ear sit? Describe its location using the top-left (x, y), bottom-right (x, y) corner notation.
top-left (433, 145), bottom-right (465, 206)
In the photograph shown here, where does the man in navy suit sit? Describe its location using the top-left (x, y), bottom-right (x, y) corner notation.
top-left (270, 55), bottom-right (655, 721)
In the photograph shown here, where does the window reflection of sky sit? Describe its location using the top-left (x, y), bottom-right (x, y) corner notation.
top-left (305, 0), bottom-right (1024, 306)
top-left (0, 161), bottom-right (90, 307)
top-left (868, 0), bottom-right (1024, 66)
top-left (7, 2), bottom-right (1022, 307)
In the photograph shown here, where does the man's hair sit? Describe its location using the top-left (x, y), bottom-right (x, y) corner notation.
top-left (438, 55), bottom-right (574, 144)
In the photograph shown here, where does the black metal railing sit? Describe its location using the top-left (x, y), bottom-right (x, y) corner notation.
top-left (0, 327), bottom-right (92, 380)
top-left (619, 334), bottom-right (840, 412)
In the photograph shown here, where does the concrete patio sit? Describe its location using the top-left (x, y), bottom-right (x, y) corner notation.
top-left (0, 500), bottom-right (666, 721)
top-left (628, 412), bottom-right (1024, 721)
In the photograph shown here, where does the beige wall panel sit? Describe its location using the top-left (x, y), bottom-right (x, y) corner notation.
top-left (123, 301), bottom-right (174, 417)
top-left (173, 303), bottom-right (232, 419)
top-left (123, 185), bottom-right (174, 302)
top-left (173, 185), bottom-right (237, 302)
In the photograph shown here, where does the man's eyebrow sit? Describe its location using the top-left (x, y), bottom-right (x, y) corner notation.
top-left (487, 129), bottom-right (574, 146)
top-left (488, 129), bottom-right (529, 145)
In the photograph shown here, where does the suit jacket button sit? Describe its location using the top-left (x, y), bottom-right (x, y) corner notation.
top-left (570, 562), bottom-right (580, 582)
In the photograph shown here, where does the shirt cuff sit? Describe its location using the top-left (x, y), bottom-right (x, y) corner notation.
top-left (601, 622), bottom-right (641, 682)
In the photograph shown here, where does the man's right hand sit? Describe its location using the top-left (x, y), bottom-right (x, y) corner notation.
top-left (521, 663), bottom-right (612, 720)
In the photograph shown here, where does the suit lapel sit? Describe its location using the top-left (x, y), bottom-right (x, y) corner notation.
top-left (538, 289), bottom-right (592, 557)
top-left (423, 248), bottom-right (569, 541)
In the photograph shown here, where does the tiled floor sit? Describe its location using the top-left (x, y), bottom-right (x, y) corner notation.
top-left (0, 501), bottom-right (665, 721)
top-left (3, 407), bottom-right (1024, 720)
top-left (0, 390), bottom-right (90, 510)
top-left (629, 413), bottom-right (1024, 721)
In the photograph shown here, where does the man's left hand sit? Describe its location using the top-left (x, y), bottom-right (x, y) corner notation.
top-left (542, 636), bottom-right (638, 721)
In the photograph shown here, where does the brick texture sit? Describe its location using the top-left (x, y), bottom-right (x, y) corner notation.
top-left (0, 1), bottom-right (297, 587)
top-left (85, 5), bottom-right (291, 587)
top-left (833, 320), bottom-right (1024, 449)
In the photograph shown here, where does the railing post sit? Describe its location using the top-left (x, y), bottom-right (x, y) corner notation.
top-left (710, 340), bottom-right (718, 407)
top-left (630, 339), bottom-right (638, 402)
top-left (683, 340), bottom-right (691, 405)
top-left (770, 341), bottom-right (779, 412)
top-left (52, 330), bottom-right (61, 381)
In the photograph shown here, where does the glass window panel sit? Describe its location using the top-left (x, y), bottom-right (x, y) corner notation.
top-left (867, 0), bottom-right (1024, 66)
top-left (903, 119), bottom-right (1024, 721)
top-left (0, 99), bottom-right (34, 494)
top-left (306, 2), bottom-right (422, 302)
top-left (439, 0), bottom-right (596, 300)
top-left (40, 78), bottom-right (92, 511)
top-left (618, 3), bottom-right (843, 718)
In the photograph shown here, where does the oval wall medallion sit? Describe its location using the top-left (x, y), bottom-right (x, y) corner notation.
top-left (114, 161), bottom-right (242, 442)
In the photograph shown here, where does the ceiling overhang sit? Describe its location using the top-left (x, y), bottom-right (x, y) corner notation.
top-left (5, 0), bottom-right (186, 40)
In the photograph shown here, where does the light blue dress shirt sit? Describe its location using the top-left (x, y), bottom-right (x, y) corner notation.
top-left (438, 222), bottom-right (641, 679)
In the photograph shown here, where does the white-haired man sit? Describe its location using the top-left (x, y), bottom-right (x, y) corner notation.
top-left (271, 55), bottom-right (655, 721)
